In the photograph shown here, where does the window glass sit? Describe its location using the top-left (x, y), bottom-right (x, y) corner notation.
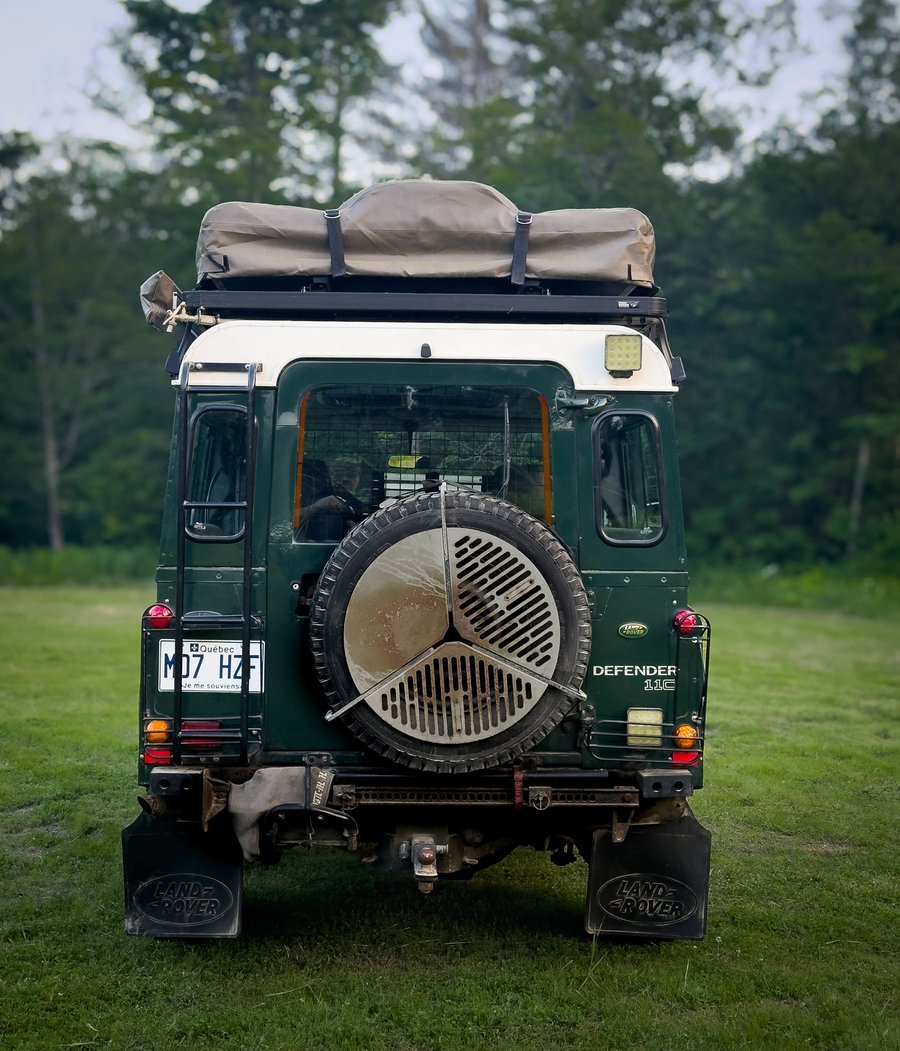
top-left (187, 408), bottom-right (246, 540)
top-left (295, 385), bottom-right (549, 543)
top-left (594, 412), bottom-right (665, 544)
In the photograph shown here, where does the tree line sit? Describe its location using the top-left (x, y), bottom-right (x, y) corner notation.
top-left (0, 0), bottom-right (898, 571)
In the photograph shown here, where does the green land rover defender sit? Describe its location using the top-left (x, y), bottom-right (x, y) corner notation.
top-left (124, 180), bottom-right (711, 939)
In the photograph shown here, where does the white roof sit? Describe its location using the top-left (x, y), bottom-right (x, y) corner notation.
top-left (179, 319), bottom-right (677, 393)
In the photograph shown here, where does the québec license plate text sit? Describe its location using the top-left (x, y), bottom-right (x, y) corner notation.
top-left (158, 640), bottom-right (264, 692)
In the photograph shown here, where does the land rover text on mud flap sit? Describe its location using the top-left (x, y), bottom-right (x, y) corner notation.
top-left (124, 180), bottom-right (711, 940)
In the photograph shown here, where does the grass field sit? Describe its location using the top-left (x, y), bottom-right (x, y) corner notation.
top-left (1, 588), bottom-right (898, 1051)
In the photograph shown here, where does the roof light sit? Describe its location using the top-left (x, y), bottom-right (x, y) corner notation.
top-left (146, 604), bottom-right (174, 630)
top-left (673, 609), bottom-right (699, 635)
top-left (605, 334), bottom-right (643, 376)
top-left (627, 707), bottom-right (663, 747)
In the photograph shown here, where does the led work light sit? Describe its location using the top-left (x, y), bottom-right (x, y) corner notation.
top-left (605, 334), bottom-right (643, 376)
top-left (627, 707), bottom-right (663, 747)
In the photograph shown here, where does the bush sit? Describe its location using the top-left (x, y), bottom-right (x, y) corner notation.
top-left (0, 545), bottom-right (157, 586)
top-left (690, 563), bottom-right (900, 620)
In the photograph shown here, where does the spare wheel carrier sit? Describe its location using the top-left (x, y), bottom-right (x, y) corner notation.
top-left (309, 491), bottom-right (591, 773)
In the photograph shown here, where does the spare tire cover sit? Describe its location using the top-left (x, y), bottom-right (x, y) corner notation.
top-left (309, 491), bottom-right (591, 772)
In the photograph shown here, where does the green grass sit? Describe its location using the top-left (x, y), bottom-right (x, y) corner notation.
top-left (1, 588), bottom-right (898, 1050)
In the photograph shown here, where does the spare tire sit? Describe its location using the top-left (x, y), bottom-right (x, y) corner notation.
top-left (309, 491), bottom-right (591, 773)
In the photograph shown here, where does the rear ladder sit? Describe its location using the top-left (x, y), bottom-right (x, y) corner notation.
top-left (171, 361), bottom-right (259, 766)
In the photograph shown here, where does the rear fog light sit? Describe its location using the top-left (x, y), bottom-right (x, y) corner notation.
top-left (181, 719), bottom-right (222, 748)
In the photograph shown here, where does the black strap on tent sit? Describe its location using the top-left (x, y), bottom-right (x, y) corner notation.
top-left (510, 211), bottom-right (532, 286)
top-left (324, 209), bottom-right (346, 278)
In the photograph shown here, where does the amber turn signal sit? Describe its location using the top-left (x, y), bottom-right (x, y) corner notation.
top-left (145, 719), bottom-right (171, 743)
top-left (674, 723), bottom-right (698, 749)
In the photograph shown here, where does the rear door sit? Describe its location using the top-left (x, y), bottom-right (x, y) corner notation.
top-left (261, 358), bottom-right (573, 759)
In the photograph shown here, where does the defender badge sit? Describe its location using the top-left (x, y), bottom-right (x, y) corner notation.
top-left (618, 622), bottom-right (648, 638)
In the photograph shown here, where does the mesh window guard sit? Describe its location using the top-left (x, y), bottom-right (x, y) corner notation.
top-left (294, 385), bottom-right (550, 543)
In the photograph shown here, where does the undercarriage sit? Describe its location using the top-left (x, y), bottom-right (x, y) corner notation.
top-left (123, 762), bottom-right (710, 940)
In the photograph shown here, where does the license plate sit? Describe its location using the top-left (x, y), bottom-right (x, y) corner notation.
top-left (158, 640), bottom-right (264, 693)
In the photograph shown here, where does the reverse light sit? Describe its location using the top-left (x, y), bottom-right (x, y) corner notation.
top-left (145, 719), bottom-right (171, 743)
top-left (605, 334), bottom-right (643, 376)
top-left (627, 707), bottom-right (663, 747)
top-left (146, 604), bottom-right (174, 630)
top-left (673, 609), bottom-right (699, 635)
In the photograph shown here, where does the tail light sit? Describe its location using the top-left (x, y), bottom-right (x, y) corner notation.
top-left (181, 719), bottom-right (222, 749)
top-left (146, 604), bottom-right (173, 629)
top-left (673, 609), bottom-right (699, 635)
top-left (142, 748), bottom-right (171, 765)
top-left (673, 722), bottom-right (700, 765)
top-left (141, 719), bottom-right (222, 765)
top-left (142, 718), bottom-right (172, 765)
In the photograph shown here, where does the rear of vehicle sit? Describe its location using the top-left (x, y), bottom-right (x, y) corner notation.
top-left (124, 181), bottom-right (711, 940)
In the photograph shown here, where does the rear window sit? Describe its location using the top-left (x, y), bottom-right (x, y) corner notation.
top-left (294, 385), bottom-right (550, 543)
top-left (593, 410), bottom-right (666, 545)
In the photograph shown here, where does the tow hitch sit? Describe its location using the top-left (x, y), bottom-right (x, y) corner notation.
top-left (401, 836), bottom-right (449, 894)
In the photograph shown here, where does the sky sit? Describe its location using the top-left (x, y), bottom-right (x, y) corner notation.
top-left (0, 0), bottom-right (857, 173)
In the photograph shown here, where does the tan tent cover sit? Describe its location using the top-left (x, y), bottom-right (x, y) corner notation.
top-left (196, 180), bottom-right (655, 286)
top-left (140, 270), bottom-right (179, 330)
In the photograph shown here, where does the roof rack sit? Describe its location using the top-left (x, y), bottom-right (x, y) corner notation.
top-left (178, 288), bottom-right (667, 323)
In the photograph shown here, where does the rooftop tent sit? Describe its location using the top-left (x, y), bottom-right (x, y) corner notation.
top-left (195, 180), bottom-right (656, 287)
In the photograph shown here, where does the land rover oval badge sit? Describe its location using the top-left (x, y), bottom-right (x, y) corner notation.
top-left (618, 622), bottom-right (648, 638)
top-left (134, 873), bottom-right (234, 927)
top-left (597, 873), bottom-right (698, 925)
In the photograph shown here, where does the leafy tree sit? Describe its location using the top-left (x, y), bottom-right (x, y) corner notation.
top-left (416, 0), bottom-right (737, 214)
top-left (674, 1), bottom-right (900, 568)
top-left (118, 0), bottom-right (398, 205)
top-left (417, 0), bottom-right (510, 135)
top-left (0, 143), bottom-right (182, 550)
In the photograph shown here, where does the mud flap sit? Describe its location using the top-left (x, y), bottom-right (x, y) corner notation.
top-left (585, 806), bottom-right (711, 940)
top-left (123, 811), bottom-right (243, 938)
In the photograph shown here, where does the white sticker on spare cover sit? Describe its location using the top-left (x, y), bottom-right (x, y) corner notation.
top-left (158, 640), bottom-right (264, 692)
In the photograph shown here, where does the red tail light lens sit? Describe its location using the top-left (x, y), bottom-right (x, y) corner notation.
top-left (146, 604), bottom-right (174, 630)
top-left (181, 719), bottom-right (222, 749)
top-left (673, 609), bottom-right (699, 635)
top-left (673, 750), bottom-right (700, 765)
top-left (143, 747), bottom-right (171, 765)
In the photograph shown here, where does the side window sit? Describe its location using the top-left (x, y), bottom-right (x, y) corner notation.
top-left (593, 411), bottom-right (666, 545)
top-left (186, 406), bottom-right (247, 541)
